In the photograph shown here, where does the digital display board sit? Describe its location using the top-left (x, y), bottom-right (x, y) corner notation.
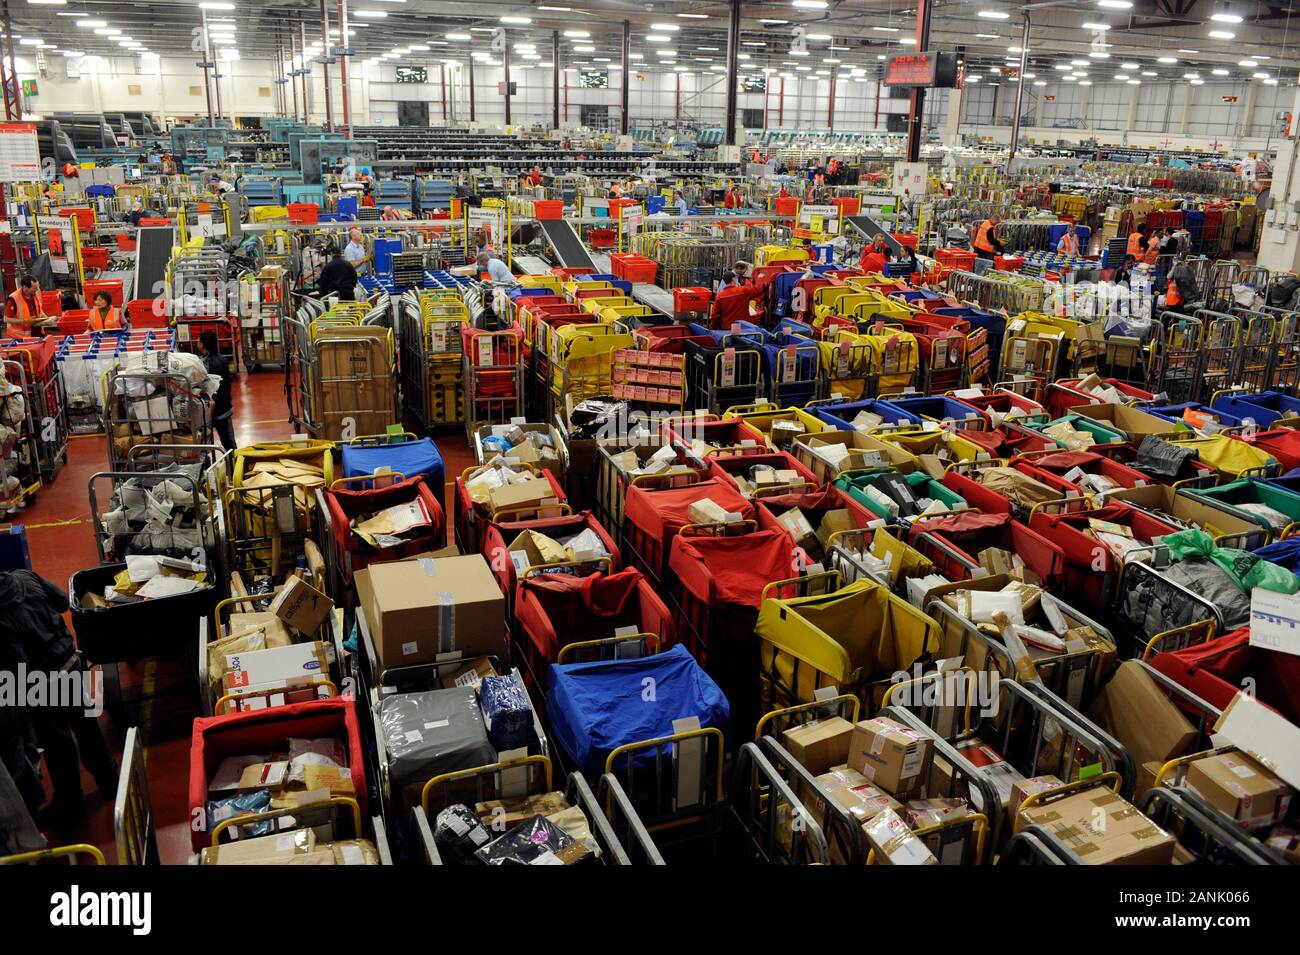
top-left (580, 70), bottom-right (608, 89)
top-left (740, 75), bottom-right (767, 93)
top-left (883, 52), bottom-right (959, 89)
top-left (396, 66), bottom-right (427, 83)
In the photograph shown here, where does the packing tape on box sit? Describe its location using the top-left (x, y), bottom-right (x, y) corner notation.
top-left (437, 591), bottom-right (456, 653)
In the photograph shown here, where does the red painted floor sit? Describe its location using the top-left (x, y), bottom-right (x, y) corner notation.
top-left (20, 367), bottom-right (476, 863)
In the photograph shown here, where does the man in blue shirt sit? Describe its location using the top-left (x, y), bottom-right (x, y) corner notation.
top-left (343, 228), bottom-right (370, 274)
top-left (476, 252), bottom-right (516, 284)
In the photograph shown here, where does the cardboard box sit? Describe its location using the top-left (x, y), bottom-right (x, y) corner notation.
top-left (1009, 774), bottom-right (1064, 827)
top-left (687, 497), bottom-right (735, 525)
top-left (487, 476), bottom-right (559, 514)
top-left (269, 575), bottom-right (333, 636)
top-left (354, 555), bottom-right (506, 669)
top-left (1074, 402), bottom-right (1173, 440)
top-left (1213, 690), bottom-right (1300, 790)
top-left (236, 760), bottom-right (289, 792)
top-left (954, 738), bottom-right (1026, 814)
top-left (782, 717), bottom-right (855, 776)
top-left (1087, 660), bottom-right (1197, 771)
top-left (1185, 752), bottom-right (1292, 829)
top-left (222, 641), bottom-right (330, 697)
top-left (847, 717), bottom-right (933, 798)
top-left (508, 529), bottom-right (570, 572)
top-left (439, 655), bottom-right (499, 690)
top-left (1017, 788), bottom-right (1175, 864)
top-left (816, 508), bottom-right (857, 551)
top-left (1136, 760), bottom-right (1164, 797)
top-left (862, 808), bottom-right (938, 865)
top-left (198, 828), bottom-right (317, 865)
top-left (776, 507), bottom-right (822, 560)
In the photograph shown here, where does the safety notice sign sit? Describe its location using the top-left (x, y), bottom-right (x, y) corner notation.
top-left (0, 123), bottom-right (40, 182)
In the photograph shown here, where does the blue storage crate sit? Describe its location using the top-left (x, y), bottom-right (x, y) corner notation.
top-left (0, 523), bottom-right (31, 571)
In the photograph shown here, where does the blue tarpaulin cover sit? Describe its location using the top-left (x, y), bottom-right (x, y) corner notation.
top-left (546, 644), bottom-right (730, 776)
top-left (341, 438), bottom-right (445, 490)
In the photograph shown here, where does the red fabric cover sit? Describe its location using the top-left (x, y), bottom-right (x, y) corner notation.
top-left (954, 391), bottom-right (1042, 416)
top-left (1239, 429), bottom-right (1300, 471)
top-left (1030, 503), bottom-right (1179, 567)
top-left (189, 697), bottom-right (365, 851)
top-left (515, 567), bottom-right (674, 661)
top-left (325, 475), bottom-right (444, 557)
top-left (661, 417), bottom-right (765, 449)
top-left (1027, 450), bottom-right (1102, 470)
top-left (914, 510), bottom-right (1009, 536)
top-left (910, 511), bottom-right (1065, 583)
top-left (756, 486), bottom-right (871, 541)
top-left (623, 478), bottom-right (755, 543)
top-left (957, 426), bottom-right (1051, 456)
top-left (669, 529), bottom-right (794, 607)
top-left (1150, 628), bottom-right (1300, 725)
top-left (941, 471), bottom-right (1014, 516)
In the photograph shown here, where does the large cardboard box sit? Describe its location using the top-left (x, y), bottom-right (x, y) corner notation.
top-left (355, 555), bottom-right (506, 669)
top-left (847, 717), bottom-right (933, 797)
top-left (1087, 660), bottom-right (1198, 771)
top-left (1074, 402), bottom-right (1174, 440)
top-left (862, 808), bottom-right (938, 865)
top-left (1017, 788), bottom-right (1176, 865)
top-left (488, 476), bottom-right (561, 514)
top-left (222, 641), bottom-right (331, 698)
top-left (1184, 752), bottom-right (1292, 829)
top-left (782, 717), bottom-right (854, 777)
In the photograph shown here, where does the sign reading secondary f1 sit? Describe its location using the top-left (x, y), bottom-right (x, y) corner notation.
top-left (883, 52), bottom-right (959, 89)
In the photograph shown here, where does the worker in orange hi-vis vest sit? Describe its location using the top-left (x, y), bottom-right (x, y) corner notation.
top-left (86, 290), bottom-right (121, 331)
top-left (1056, 223), bottom-right (1081, 256)
top-left (5, 276), bottom-right (46, 338)
top-left (972, 215), bottom-right (1003, 260)
top-left (1126, 223), bottom-right (1147, 258)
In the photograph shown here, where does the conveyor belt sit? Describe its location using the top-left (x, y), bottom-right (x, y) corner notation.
top-left (513, 254), bottom-right (553, 276)
top-left (133, 225), bottom-right (175, 302)
top-left (845, 215), bottom-right (903, 255)
top-left (538, 219), bottom-right (596, 270)
top-left (631, 283), bottom-right (675, 316)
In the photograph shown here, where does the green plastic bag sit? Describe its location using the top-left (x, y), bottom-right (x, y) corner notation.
top-left (1162, 528), bottom-right (1300, 595)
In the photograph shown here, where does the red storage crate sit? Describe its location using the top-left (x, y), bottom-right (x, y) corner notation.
top-left (935, 247), bottom-right (976, 270)
top-left (892, 233), bottom-right (918, 249)
top-left (994, 255), bottom-right (1024, 271)
top-left (609, 252), bottom-right (658, 284)
top-left (550, 266), bottom-right (596, 279)
top-left (774, 196), bottom-right (800, 216)
top-left (127, 297), bottom-right (168, 328)
top-left (58, 309), bottom-right (89, 334)
top-left (534, 199), bottom-right (564, 220)
top-left (84, 278), bottom-right (123, 306)
top-left (115, 233), bottom-right (137, 252)
top-left (673, 287), bottom-right (711, 313)
top-left (287, 202), bottom-right (319, 225)
top-left (587, 227), bottom-right (616, 248)
top-left (58, 207), bottom-right (95, 232)
top-left (139, 217), bottom-right (172, 226)
top-left (79, 245), bottom-right (110, 269)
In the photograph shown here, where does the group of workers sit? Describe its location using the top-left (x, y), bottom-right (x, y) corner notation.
top-left (5, 277), bottom-right (122, 337)
top-left (1127, 223), bottom-right (1187, 264)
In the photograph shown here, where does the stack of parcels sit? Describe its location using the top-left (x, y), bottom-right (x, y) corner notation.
top-left (431, 792), bottom-right (600, 865)
top-left (968, 467), bottom-right (1060, 510)
top-left (98, 462), bottom-right (208, 561)
top-left (1042, 419), bottom-right (1095, 451)
top-left (1182, 751), bottom-right (1293, 832)
top-left (464, 458), bottom-right (563, 518)
top-left (800, 432), bottom-right (895, 476)
top-left (85, 553), bottom-right (210, 608)
top-left (200, 829), bottom-right (381, 866)
top-left (935, 575), bottom-right (1115, 688)
top-left (728, 463), bottom-right (809, 498)
top-left (202, 735), bottom-right (358, 853)
top-left (110, 351), bottom-right (217, 456)
top-left (782, 715), bottom-right (971, 865)
top-left (685, 497), bottom-right (746, 526)
top-left (480, 423), bottom-right (564, 477)
top-left (774, 506), bottom-right (857, 565)
top-left (221, 639), bottom-right (334, 710)
top-left (853, 471), bottom-right (952, 520)
top-left (1072, 515), bottom-right (1155, 563)
top-left (767, 415), bottom-right (808, 448)
top-left (507, 527), bottom-right (610, 575)
top-left (607, 443), bottom-right (697, 485)
top-left (238, 456), bottom-right (326, 517)
top-left (351, 497), bottom-right (436, 549)
top-left (851, 409), bottom-right (886, 433)
top-left (379, 674), bottom-right (536, 812)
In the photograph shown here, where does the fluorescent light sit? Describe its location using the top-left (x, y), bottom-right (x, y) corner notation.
top-left (563, 30), bottom-right (588, 38)
top-left (1208, 30), bottom-right (1234, 39)
top-left (593, 56), bottom-right (609, 61)
top-left (500, 16), bottom-right (531, 24)
top-left (1081, 22), bottom-right (1110, 29)
top-left (1157, 56), bottom-right (1177, 63)
top-left (1119, 61), bottom-right (1138, 69)
top-left (1254, 54), bottom-right (1271, 60)
top-left (1023, 72), bottom-right (1036, 78)
top-left (56, 10), bottom-right (89, 15)
top-left (523, 53), bottom-right (540, 59)
top-left (806, 33), bottom-right (832, 40)
top-left (538, 5), bottom-right (572, 10)
top-left (966, 75), bottom-right (980, 82)
top-left (1210, 12), bottom-right (1242, 22)
top-left (354, 10), bottom-right (387, 17)
top-left (1212, 68), bottom-right (1229, 75)
top-left (978, 10), bottom-right (1010, 19)
top-left (628, 53), bottom-right (642, 59)
top-left (1253, 71), bottom-right (1270, 79)
top-left (29, 0), bottom-right (68, 6)
top-left (1141, 70), bottom-right (1156, 76)
top-left (737, 53), bottom-right (751, 59)
top-left (1178, 49), bottom-right (1199, 54)
top-left (18, 37), bottom-right (40, 45)
top-left (898, 37), bottom-right (916, 45)
top-left (93, 27), bottom-right (120, 35)
top-left (1097, 0), bottom-right (1131, 7)
top-left (647, 34), bottom-right (670, 42)
top-left (743, 41), bottom-right (766, 46)
top-left (1238, 59), bottom-right (1257, 67)
top-left (574, 45), bottom-right (594, 52)
top-left (789, 49), bottom-right (809, 56)
top-left (1114, 73), bottom-right (1129, 80)
top-left (1265, 78), bottom-right (1278, 85)
top-left (698, 46), bottom-right (719, 51)
top-left (211, 37), bottom-right (235, 44)
top-left (795, 64), bottom-right (810, 70)
top-left (975, 33), bottom-right (999, 38)
top-left (649, 22), bottom-right (679, 30)
top-left (760, 18), bottom-right (789, 24)
top-left (872, 26), bottom-right (899, 32)
top-left (75, 18), bottom-right (105, 26)
top-left (677, 13), bottom-right (708, 18)
top-left (1033, 80), bottom-right (1045, 85)
top-left (199, 2), bottom-right (235, 8)
top-left (1079, 80), bottom-right (1091, 85)
top-left (1089, 51), bottom-right (1109, 58)
top-left (445, 33), bottom-right (470, 40)
top-left (791, 0), bottom-right (828, 8)
top-left (1183, 72), bottom-right (1199, 79)
top-left (655, 49), bottom-right (676, 56)
top-left (1127, 78), bottom-right (1140, 84)
top-left (1054, 64), bottom-right (1072, 71)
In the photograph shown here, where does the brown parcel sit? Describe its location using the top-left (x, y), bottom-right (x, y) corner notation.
top-left (781, 717), bottom-right (855, 776)
top-left (488, 476), bottom-right (560, 514)
top-left (862, 807), bottom-right (938, 865)
top-left (1185, 752), bottom-right (1292, 828)
top-left (354, 555), bottom-right (505, 669)
top-left (1009, 775), bottom-right (1065, 830)
top-left (269, 575), bottom-right (334, 636)
top-left (847, 717), bottom-right (934, 798)
top-left (1017, 788), bottom-right (1175, 864)
top-left (1087, 660), bottom-right (1197, 770)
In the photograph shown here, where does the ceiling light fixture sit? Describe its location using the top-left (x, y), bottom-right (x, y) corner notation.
top-left (977, 10), bottom-right (1011, 19)
top-left (1097, 0), bottom-right (1132, 8)
top-left (500, 16), bottom-right (532, 24)
top-left (1210, 11), bottom-right (1243, 22)
top-left (1207, 30), bottom-right (1234, 39)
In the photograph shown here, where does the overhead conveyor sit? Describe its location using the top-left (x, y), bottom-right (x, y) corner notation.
top-left (844, 215), bottom-right (904, 255)
top-left (538, 219), bottom-right (597, 271)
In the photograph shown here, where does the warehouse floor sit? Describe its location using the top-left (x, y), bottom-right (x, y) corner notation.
top-left (19, 369), bottom-right (475, 863)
